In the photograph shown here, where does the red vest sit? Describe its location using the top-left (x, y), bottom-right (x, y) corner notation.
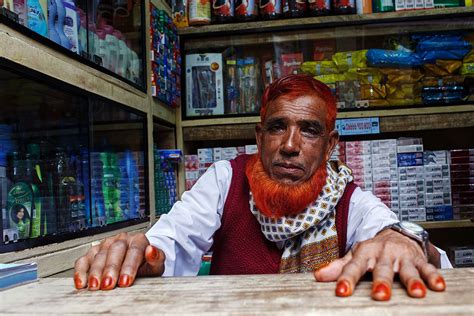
top-left (210, 154), bottom-right (357, 275)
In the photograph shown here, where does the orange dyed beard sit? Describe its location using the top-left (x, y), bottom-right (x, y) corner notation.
top-left (245, 154), bottom-right (328, 219)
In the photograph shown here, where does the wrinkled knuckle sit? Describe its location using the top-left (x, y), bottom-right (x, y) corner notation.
top-left (117, 232), bottom-right (128, 239)
top-left (104, 263), bottom-right (121, 272)
top-left (110, 240), bottom-right (128, 252)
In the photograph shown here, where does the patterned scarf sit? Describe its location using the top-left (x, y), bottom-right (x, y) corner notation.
top-left (249, 160), bottom-right (353, 273)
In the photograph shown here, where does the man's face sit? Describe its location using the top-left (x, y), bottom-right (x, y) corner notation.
top-left (256, 94), bottom-right (338, 185)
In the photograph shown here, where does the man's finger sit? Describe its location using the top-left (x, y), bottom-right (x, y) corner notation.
top-left (399, 259), bottom-right (427, 298)
top-left (100, 235), bottom-right (129, 290)
top-left (371, 257), bottom-right (395, 301)
top-left (314, 251), bottom-right (352, 282)
top-left (419, 261), bottom-right (446, 292)
top-left (86, 237), bottom-right (118, 291)
top-left (118, 234), bottom-right (149, 287)
top-left (335, 252), bottom-right (370, 297)
top-left (74, 245), bottom-right (99, 289)
top-left (137, 245), bottom-right (166, 277)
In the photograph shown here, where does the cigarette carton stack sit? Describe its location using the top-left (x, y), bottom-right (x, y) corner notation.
top-left (450, 149), bottom-right (474, 220)
top-left (345, 141), bottom-right (373, 192)
top-left (449, 246), bottom-right (474, 267)
top-left (424, 150), bottom-right (452, 221)
top-left (397, 138), bottom-right (426, 221)
top-left (184, 155), bottom-right (199, 190)
top-left (372, 139), bottom-right (399, 216)
top-left (198, 148), bottom-right (214, 177)
top-left (331, 141), bottom-right (346, 162)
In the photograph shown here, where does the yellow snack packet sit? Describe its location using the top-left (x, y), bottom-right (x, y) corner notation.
top-left (386, 97), bottom-right (422, 106)
top-left (463, 50), bottom-right (474, 63)
top-left (314, 73), bottom-right (347, 84)
top-left (345, 68), bottom-right (383, 84)
top-left (380, 68), bottom-right (424, 84)
top-left (301, 61), bottom-right (339, 76)
top-left (387, 83), bottom-right (421, 99)
top-left (332, 50), bottom-right (368, 72)
top-left (461, 63), bottom-right (474, 76)
top-left (421, 75), bottom-right (465, 87)
top-left (360, 84), bottom-right (387, 100)
top-left (424, 60), bottom-right (463, 76)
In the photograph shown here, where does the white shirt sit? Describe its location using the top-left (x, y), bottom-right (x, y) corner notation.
top-left (146, 160), bottom-right (452, 276)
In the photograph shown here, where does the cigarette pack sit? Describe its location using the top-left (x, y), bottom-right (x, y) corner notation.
top-left (424, 151), bottom-right (449, 165)
top-left (450, 163), bottom-right (474, 171)
top-left (346, 155), bottom-right (372, 164)
top-left (382, 200), bottom-right (400, 209)
top-left (198, 148), bottom-right (214, 163)
top-left (451, 247), bottom-right (474, 259)
top-left (245, 145), bottom-right (258, 154)
top-left (450, 149), bottom-right (474, 157)
top-left (346, 146), bottom-right (372, 156)
top-left (397, 152), bottom-right (424, 167)
top-left (397, 144), bottom-right (424, 153)
top-left (425, 178), bottom-right (450, 188)
top-left (398, 173), bottom-right (424, 181)
top-left (399, 166), bottom-right (424, 175)
top-left (451, 156), bottom-right (474, 164)
top-left (373, 181), bottom-right (399, 189)
top-left (345, 141), bottom-right (372, 149)
top-left (423, 171), bottom-right (444, 180)
top-left (399, 179), bottom-right (425, 190)
top-left (372, 139), bottom-right (397, 148)
top-left (397, 137), bottom-right (422, 146)
top-left (374, 187), bottom-right (399, 196)
top-left (414, 0), bottom-right (424, 8)
top-left (424, 0), bottom-right (434, 7)
top-left (213, 147), bottom-right (222, 161)
top-left (346, 160), bottom-right (373, 170)
top-left (353, 174), bottom-right (373, 183)
top-left (373, 172), bottom-right (398, 182)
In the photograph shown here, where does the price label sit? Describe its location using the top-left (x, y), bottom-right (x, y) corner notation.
top-left (336, 117), bottom-right (380, 136)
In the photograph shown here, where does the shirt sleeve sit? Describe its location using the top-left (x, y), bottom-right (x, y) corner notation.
top-left (145, 160), bottom-right (233, 276)
top-left (346, 187), bottom-right (453, 269)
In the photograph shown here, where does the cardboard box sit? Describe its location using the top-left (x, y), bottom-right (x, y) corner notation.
top-left (186, 53), bottom-right (224, 117)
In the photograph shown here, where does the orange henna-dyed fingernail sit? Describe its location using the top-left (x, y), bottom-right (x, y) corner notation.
top-left (434, 276), bottom-right (446, 291)
top-left (100, 276), bottom-right (113, 289)
top-left (409, 281), bottom-right (427, 298)
top-left (147, 246), bottom-right (158, 261)
top-left (88, 276), bottom-right (99, 289)
top-left (336, 280), bottom-right (351, 297)
top-left (74, 274), bottom-right (83, 289)
top-left (372, 282), bottom-right (391, 301)
top-left (119, 274), bottom-right (130, 287)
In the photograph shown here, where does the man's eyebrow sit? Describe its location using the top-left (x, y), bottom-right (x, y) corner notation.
top-left (264, 117), bottom-right (286, 126)
top-left (298, 120), bottom-right (324, 130)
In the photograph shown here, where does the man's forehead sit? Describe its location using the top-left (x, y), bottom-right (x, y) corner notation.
top-left (263, 94), bottom-right (328, 120)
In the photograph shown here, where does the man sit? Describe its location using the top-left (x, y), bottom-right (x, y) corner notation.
top-left (74, 74), bottom-right (450, 301)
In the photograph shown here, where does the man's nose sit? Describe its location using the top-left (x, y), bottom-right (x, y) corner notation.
top-left (280, 128), bottom-right (300, 155)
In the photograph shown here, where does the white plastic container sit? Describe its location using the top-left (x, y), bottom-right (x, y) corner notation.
top-left (96, 28), bottom-right (109, 69)
top-left (103, 25), bottom-right (118, 73)
top-left (63, 0), bottom-right (79, 53)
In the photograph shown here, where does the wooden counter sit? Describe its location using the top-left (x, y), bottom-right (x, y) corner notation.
top-left (1, 268), bottom-right (473, 315)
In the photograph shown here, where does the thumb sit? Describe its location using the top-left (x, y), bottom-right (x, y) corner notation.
top-left (138, 245), bottom-right (166, 277)
top-left (314, 251), bottom-right (352, 282)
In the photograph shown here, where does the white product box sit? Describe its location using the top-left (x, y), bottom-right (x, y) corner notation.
top-left (198, 148), bottom-right (214, 163)
top-left (425, 178), bottom-right (450, 188)
top-left (347, 160), bottom-right (373, 170)
top-left (400, 186), bottom-right (418, 195)
top-left (398, 173), bottom-right (424, 181)
top-left (374, 186), bottom-right (399, 196)
top-left (414, 0), bottom-right (424, 9)
top-left (373, 181), bottom-right (399, 189)
top-left (395, 0), bottom-right (405, 10)
top-left (397, 137), bottom-right (422, 146)
top-left (346, 141), bottom-right (372, 149)
top-left (353, 174), bottom-right (373, 183)
top-left (213, 147), bottom-right (222, 161)
top-left (399, 166), bottom-right (424, 175)
top-left (424, 165), bottom-right (443, 173)
top-left (424, 151), bottom-right (448, 165)
top-left (245, 145), bottom-right (258, 154)
top-left (186, 53), bottom-right (224, 117)
top-left (423, 171), bottom-right (444, 180)
top-left (346, 155), bottom-right (372, 164)
top-left (372, 139), bottom-right (397, 148)
top-left (397, 144), bottom-right (424, 153)
top-left (424, 0), bottom-right (434, 8)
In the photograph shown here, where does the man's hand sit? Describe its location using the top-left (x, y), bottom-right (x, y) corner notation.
top-left (74, 232), bottom-right (165, 290)
top-left (313, 229), bottom-right (446, 301)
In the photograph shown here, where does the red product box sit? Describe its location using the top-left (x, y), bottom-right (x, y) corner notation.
top-left (313, 39), bottom-right (336, 61)
top-left (451, 170), bottom-right (474, 179)
top-left (451, 177), bottom-right (474, 185)
top-left (450, 163), bottom-right (474, 171)
top-left (450, 149), bottom-right (474, 158)
top-left (373, 181), bottom-right (398, 190)
top-left (281, 53), bottom-right (304, 76)
top-left (451, 156), bottom-right (474, 164)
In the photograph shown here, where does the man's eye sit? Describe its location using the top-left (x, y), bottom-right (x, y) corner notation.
top-left (267, 124), bottom-right (285, 132)
top-left (302, 128), bottom-right (322, 137)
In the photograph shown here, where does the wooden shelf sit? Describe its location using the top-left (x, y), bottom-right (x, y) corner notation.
top-left (182, 104), bottom-right (474, 141)
top-left (420, 220), bottom-right (474, 230)
top-left (179, 7), bottom-right (474, 37)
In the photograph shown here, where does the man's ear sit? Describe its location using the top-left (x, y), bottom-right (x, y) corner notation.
top-left (325, 129), bottom-right (339, 161)
top-left (255, 123), bottom-right (263, 153)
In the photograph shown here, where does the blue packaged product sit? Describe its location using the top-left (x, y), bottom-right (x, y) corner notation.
top-left (80, 148), bottom-right (91, 227)
top-left (366, 49), bottom-right (423, 68)
top-left (397, 152), bottom-right (424, 167)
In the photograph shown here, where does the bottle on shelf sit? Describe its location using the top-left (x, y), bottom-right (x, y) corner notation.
top-left (258, 0), bottom-right (281, 20)
top-left (234, 0), bottom-right (257, 21)
top-left (47, 0), bottom-right (61, 44)
top-left (282, 0), bottom-right (306, 18)
top-left (26, 0), bottom-right (48, 37)
top-left (211, 0), bottom-right (234, 23)
top-left (7, 152), bottom-right (33, 240)
top-left (332, 0), bottom-right (356, 14)
top-left (54, 0), bottom-right (71, 49)
top-left (25, 147), bottom-right (43, 238)
top-left (39, 141), bottom-right (57, 235)
top-left (53, 150), bottom-right (77, 233)
top-left (307, 0), bottom-right (330, 16)
top-left (188, 0), bottom-right (211, 25)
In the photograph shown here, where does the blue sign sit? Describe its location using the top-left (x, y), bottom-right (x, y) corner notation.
top-left (336, 117), bottom-right (380, 136)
